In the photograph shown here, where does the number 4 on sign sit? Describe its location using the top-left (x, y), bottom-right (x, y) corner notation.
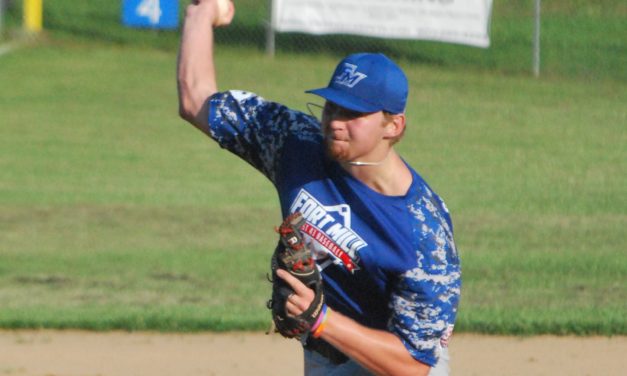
top-left (136, 0), bottom-right (162, 24)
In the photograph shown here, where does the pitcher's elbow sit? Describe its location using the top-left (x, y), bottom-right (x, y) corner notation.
top-left (178, 104), bottom-right (193, 123)
top-left (177, 94), bottom-right (199, 124)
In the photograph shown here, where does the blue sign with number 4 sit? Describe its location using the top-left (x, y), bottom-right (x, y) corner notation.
top-left (122, 0), bottom-right (178, 29)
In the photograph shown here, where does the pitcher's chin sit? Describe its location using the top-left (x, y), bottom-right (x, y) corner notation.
top-left (325, 143), bottom-right (350, 162)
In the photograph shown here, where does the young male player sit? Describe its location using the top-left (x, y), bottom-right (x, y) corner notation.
top-left (177, 1), bottom-right (460, 375)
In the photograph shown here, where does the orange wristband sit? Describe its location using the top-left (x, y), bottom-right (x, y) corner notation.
top-left (312, 307), bottom-right (331, 338)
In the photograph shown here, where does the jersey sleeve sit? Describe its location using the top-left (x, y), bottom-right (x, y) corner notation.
top-left (388, 188), bottom-right (461, 367)
top-left (207, 90), bottom-right (320, 184)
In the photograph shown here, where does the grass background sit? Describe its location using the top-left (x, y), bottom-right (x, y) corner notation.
top-left (0, 1), bottom-right (626, 334)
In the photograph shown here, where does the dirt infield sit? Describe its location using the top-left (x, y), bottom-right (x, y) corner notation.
top-left (1, 330), bottom-right (625, 375)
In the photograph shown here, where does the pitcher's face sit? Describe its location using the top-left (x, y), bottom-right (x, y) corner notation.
top-left (321, 102), bottom-right (389, 163)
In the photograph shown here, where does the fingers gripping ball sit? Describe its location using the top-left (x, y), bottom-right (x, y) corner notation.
top-left (213, 0), bottom-right (234, 27)
top-left (268, 212), bottom-right (326, 338)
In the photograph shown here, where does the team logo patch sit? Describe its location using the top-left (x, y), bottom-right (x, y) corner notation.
top-left (290, 189), bottom-right (366, 273)
top-left (333, 63), bottom-right (367, 88)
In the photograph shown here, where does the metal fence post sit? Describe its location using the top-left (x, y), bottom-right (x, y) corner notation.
top-left (0, 0), bottom-right (5, 35)
top-left (532, 0), bottom-right (541, 77)
top-left (265, 0), bottom-right (275, 57)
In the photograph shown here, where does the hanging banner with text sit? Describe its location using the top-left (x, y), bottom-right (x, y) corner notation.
top-left (272, 0), bottom-right (493, 48)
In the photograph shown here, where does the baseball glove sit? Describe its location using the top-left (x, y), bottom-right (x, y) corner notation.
top-left (267, 212), bottom-right (325, 339)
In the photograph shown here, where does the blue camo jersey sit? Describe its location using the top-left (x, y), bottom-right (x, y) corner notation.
top-left (207, 90), bottom-right (461, 367)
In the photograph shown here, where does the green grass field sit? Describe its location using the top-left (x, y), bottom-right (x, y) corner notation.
top-left (0, 1), bottom-right (626, 335)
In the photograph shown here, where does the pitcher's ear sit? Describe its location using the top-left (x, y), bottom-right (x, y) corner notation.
top-left (384, 113), bottom-right (406, 139)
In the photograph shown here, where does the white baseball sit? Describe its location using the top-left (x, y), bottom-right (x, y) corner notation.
top-left (213, 0), bottom-right (232, 27)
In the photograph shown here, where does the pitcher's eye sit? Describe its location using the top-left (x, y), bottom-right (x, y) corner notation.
top-left (339, 108), bottom-right (365, 119)
top-left (324, 102), bottom-right (366, 120)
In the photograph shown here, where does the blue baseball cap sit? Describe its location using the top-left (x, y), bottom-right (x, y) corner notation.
top-left (306, 53), bottom-right (408, 114)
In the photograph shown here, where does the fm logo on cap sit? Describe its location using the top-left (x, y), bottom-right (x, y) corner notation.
top-left (334, 63), bottom-right (367, 88)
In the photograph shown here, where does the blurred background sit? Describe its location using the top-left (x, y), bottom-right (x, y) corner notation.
top-left (1, 0), bottom-right (625, 80)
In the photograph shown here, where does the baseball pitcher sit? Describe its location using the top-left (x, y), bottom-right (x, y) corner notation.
top-left (177, 1), bottom-right (461, 375)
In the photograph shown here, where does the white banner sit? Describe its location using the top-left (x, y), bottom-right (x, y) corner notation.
top-left (272, 0), bottom-right (493, 48)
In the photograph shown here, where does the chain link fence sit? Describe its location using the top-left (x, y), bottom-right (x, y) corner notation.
top-left (203, 0), bottom-right (627, 81)
top-left (214, 0), bottom-right (543, 77)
